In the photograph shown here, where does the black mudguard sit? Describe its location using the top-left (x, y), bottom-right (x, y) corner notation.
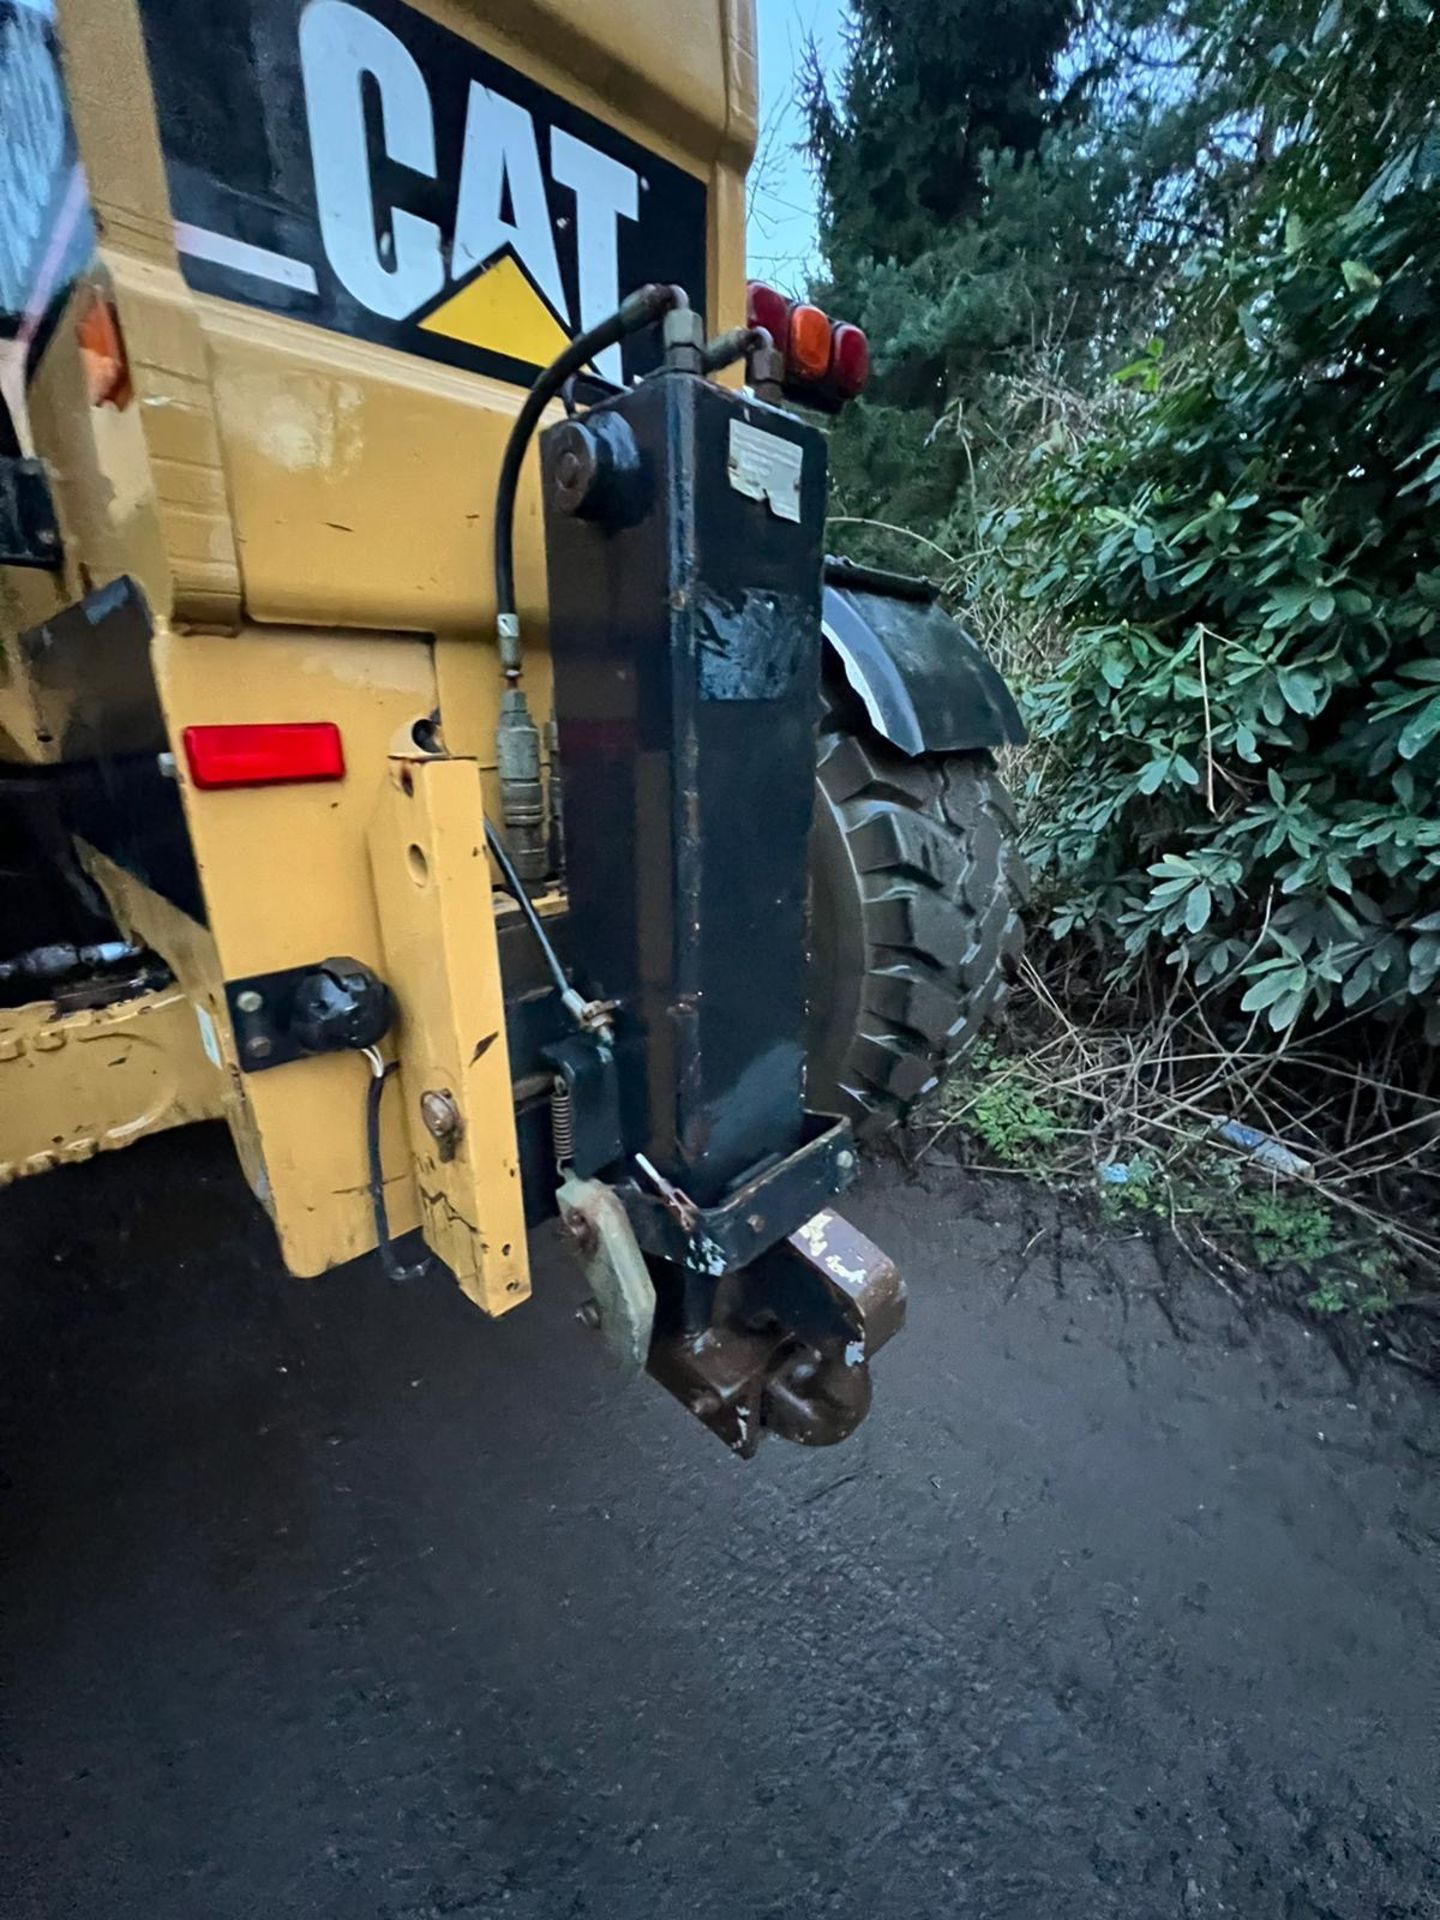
top-left (821, 557), bottom-right (1027, 758)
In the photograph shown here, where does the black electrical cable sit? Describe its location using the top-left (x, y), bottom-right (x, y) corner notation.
top-left (491, 281), bottom-right (685, 643)
top-left (365, 1055), bottom-right (429, 1285)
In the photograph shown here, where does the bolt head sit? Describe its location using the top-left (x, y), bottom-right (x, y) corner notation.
top-left (419, 1089), bottom-right (460, 1141)
top-left (550, 421), bottom-right (600, 515)
top-left (563, 1211), bottom-right (598, 1257)
top-left (236, 989), bottom-right (264, 1013)
top-left (836, 1149), bottom-right (856, 1173)
top-left (245, 1033), bottom-right (272, 1059)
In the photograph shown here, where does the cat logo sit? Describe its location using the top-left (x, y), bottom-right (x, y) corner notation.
top-left (140, 0), bottom-right (707, 390)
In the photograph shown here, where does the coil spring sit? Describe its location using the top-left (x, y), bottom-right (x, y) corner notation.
top-left (551, 1078), bottom-right (575, 1172)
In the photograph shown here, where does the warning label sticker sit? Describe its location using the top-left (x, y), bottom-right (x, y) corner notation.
top-left (727, 419), bottom-right (804, 523)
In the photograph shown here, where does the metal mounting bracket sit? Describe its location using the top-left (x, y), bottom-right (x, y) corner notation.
top-left (558, 1174), bottom-right (656, 1375)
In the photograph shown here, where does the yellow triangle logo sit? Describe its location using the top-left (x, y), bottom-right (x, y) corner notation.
top-left (418, 251), bottom-right (572, 367)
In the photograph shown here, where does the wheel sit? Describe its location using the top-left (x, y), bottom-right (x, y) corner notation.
top-left (806, 687), bottom-right (1028, 1138)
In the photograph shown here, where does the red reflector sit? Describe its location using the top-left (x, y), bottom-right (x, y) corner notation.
top-left (786, 303), bottom-right (832, 383)
top-left (831, 322), bottom-right (870, 399)
top-left (182, 722), bottom-right (345, 791)
top-left (746, 279), bottom-right (792, 351)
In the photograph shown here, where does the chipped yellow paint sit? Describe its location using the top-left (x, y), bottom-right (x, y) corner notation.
top-left (368, 755), bottom-right (530, 1315)
top-left (0, 987), bottom-right (224, 1187)
top-left (79, 846), bottom-right (272, 1221)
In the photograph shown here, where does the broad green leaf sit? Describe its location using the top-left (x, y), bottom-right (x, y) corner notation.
top-left (1398, 693), bottom-right (1440, 759)
top-left (1241, 969), bottom-right (1298, 1013)
top-left (1340, 259), bottom-right (1381, 293)
top-left (1137, 757), bottom-right (1170, 794)
top-left (1268, 989), bottom-right (1306, 1031)
top-left (1342, 966), bottom-right (1373, 1008)
top-left (1279, 667), bottom-right (1326, 716)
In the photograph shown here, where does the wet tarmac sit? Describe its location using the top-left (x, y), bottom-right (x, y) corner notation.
top-left (3, 1124), bottom-right (1438, 1918)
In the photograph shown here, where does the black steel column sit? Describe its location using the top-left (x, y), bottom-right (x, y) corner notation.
top-left (542, 374), bottom-right (827, 1206)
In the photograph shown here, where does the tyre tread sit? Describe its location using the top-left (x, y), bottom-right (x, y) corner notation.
top-left (811, 712), bottom-right (1027, 1138)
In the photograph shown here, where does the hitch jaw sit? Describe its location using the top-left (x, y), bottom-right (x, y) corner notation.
top-left (556, 1142), bottom-right (907, 1456)
top-left (646, 1206), bottom-right (906, 1458)
top-left (552, 1103), bottom-right (906, 1455)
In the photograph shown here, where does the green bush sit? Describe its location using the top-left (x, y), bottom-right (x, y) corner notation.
top-left (984, 147), bottom-right (1440, 1036)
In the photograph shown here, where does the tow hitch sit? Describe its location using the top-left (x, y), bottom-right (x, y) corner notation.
top-left (646, 1207), bottom-right (905, 1456)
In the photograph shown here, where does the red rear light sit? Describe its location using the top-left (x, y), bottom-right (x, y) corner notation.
top-left (182, 722), bottom-right (345, 791)
top-left (786, 304), bottom-right (832, 383)
top-left (746, 280), bottom-right (792, 350)
top-left (831, 323), bottom-right (869, 399)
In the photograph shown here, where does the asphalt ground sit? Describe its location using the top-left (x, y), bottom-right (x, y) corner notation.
top-left (3, 1123), bottom-right (1438, 1918)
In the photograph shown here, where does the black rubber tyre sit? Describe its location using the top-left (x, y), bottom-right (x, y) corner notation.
top-left (807, 690), bottom-right (1029, 1139)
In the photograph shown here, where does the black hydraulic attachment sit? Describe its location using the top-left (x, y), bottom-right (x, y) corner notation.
top-left (534, 305), bottom-right (906, 1452)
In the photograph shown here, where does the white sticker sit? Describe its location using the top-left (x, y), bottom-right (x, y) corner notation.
top-left (194, 1003), bottom-right (223, 1069)
top-left (727, 418), bottom-right (803, 522)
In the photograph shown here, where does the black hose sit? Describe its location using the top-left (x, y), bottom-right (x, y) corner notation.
top-left (700, 324), bottom-right (768, 375)
top-left (491, 282), bottom-right (684, 647)
top-left (484, 818), bottom-right (570, 1000)
top-left (366, 1059), bottom-right (429, 1285)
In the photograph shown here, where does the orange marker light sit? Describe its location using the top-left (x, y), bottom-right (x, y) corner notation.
top-left (786, 304), bottom-right (832, 384)
top-left (75, 290), bottom-right (132, 410)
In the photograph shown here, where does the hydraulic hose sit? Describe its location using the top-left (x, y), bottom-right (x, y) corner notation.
top-left (700, 324), bottom-right (769, 376)
top-left (490, 281), bottom-right (685, 673)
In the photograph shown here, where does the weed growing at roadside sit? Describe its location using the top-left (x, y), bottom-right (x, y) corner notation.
top-left (922, 1032), bottom-right (1408, 1318)
top-left (954, 1041), bottom-right (1068, 1171)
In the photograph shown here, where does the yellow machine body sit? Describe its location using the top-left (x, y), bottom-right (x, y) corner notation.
top-left (0, 0), bottom-right (756, 1288)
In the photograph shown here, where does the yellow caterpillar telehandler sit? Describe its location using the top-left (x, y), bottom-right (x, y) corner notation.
top-left (0, 0), bottom-right (1026, 1452)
